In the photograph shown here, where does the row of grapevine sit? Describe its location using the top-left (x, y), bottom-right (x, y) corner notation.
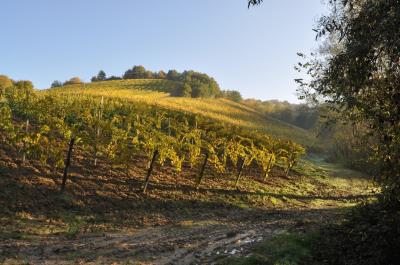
top-left (0, 84), bottom-right (306, 193)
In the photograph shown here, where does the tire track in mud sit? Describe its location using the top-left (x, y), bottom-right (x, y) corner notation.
top-left (1, 209), bottom-right (337, 265)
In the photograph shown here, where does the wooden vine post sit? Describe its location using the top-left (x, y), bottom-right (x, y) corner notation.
top-left (263, 155), bottom-right (274, 181)
top-left (234, 159), bottom-right (245, 189)
top-left (60, 136), bottom-right (75, 192)
top-left (196, 152), bottom-right (209, 189)
top-left (143, 149), bottom-right (159, 193)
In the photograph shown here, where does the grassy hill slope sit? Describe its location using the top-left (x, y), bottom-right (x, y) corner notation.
top-left (43, 79), bottom-right (317, 147)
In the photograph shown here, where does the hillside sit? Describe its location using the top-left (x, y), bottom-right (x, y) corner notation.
top-left (0, 78), bottom-right (374, 264)
top-left (43, 79), bottom-right (317, 148)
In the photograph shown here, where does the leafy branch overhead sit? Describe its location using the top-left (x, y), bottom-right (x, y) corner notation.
top-left (248, 0), bottom-right (263, 8)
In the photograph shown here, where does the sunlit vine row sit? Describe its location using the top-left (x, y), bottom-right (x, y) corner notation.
top-left (0, 84), bottom-right (305, 193)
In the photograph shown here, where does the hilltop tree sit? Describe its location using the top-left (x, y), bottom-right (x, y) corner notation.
top-left (106, 75), bottom-right (122, 81)
top-left (91, 70), bottom-right (107, 82)
top-left (15, 80), bottom-right (34, 91)
top-left (180, 71), bottom-right (221, 98)
top-left (51, 80), bottom-right (63, 88)
top-left (123, 65), bottom-right (152, 79)
top-left (0, 75), bottom-right (13, 89)
top-left (166, 70), bottom-right (181, 81)
top-left (222, 90), bottom-right (243, 102)
top-left (155, 70), bottom-right (166, 79)
top-left (97, 70), bottom-right (106, 80)
top-left (0, 75), bottom-right (13, 95)
top-left (64, 77), bottom-right (83, 86)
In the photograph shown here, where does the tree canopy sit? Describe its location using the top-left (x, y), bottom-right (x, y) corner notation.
top-left (64, 77), bottom-right (83, 86)
top-left (297, 0), bottom-right (400, 207)
top-left (221, 90), bottom-right (243, 102)
top-left (51, 80), bottom-right (63, 88)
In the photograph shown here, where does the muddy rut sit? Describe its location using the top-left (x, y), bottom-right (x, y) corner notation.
top-left (1, 208), bottom-right (344, 265)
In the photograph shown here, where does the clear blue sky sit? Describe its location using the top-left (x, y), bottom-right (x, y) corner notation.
top-left (1, 0), bottom-right (326, 102)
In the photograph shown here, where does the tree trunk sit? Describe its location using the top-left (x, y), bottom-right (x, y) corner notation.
top-left (60, 136), bottom-right (75, 192)
top-left (196, 153), bottom-right (209, 189)
top-left (143, 149), bottom-right (158, 193)
top-left (234, 159), bottom-right (245, 188)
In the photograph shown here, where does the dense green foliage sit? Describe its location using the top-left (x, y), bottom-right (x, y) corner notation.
top-left (64, 77), bottom-right (83, 86)
top-left (221, 90), bottom-right (243, 102)
top-left (0, 75), bottom-right (13, 92)
top-left (91, 70), bottom-right (106, 82)
top-left (292, 0), bottom-right (400, 264)
top-left (123, 65), bottom-right (153, 79)
top-left (179, 70), bottom-right (221, 98)
top-left (298, 0), bottom-right (400, 208)
top-left (51, 80), bottom-right (63, 88)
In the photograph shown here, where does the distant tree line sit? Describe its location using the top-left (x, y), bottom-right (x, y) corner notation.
top-left (243, 99), bottom-right (318, 130)
top-left (88, 66), bottom-right (243, 100)
top-left (51, 77), bottom-right (84, 88)
top-left (49, 66), bottom-right (243, 101)
top-left (122, 66), bottom-right (222, 98)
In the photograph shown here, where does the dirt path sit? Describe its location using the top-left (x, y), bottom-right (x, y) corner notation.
top-left (1, 207), bottom-right (347, 265)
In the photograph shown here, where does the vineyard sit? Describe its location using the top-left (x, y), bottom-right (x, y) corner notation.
top-left (44, 79), bottom-right (316, 147)
top-left (1, 82), bottom-right (306, 194)
top-left (0, 80), bottom-right (374, 264)
top-left (2, 0), bottom-right (394, 263)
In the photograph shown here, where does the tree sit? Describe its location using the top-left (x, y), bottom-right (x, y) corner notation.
top-left (0, 75), bottom-right (13, 89)
top-left (123, 65), bottom-right (150, 79)
top-left (166, 70), bottom-right (181, 81)
top-left (155, 70), bottom-right (166, 79)
top-left (180, 71), bottom-right (221, 98)
top-left (91, 70), bottom-right (106, 82)
top-left (51, 80), bottom-right (63, 88)
top-left (173, 83), bottom-right (192, 97)
top-left (297, 0), bottom-right (400, 207)
top-left (97, 70), bottom-right (106, 81)
top-left (0, 75), bottom-right (13, 96)
top-left (106, 75), bottom-right (122, 81)
top-left (64, 77), bottom-right (83, 86)
top-left (222, 90), bottom-right (243, 102)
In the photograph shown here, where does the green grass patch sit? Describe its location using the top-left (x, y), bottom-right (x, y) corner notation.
top-left (222, 232), bottom-right (317, 265)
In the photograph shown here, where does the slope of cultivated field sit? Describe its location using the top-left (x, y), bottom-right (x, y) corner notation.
top-left (42, 79), bottom-right (317, 147)
top-left (0, 79), bottom-right (376, 264)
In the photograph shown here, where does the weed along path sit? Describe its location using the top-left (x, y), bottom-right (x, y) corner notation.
top-left (0, 157), bottom-right (375, 264)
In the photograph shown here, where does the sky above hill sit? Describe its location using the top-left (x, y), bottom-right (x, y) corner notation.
top-left (1, 0), bottom-right (326, 102)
